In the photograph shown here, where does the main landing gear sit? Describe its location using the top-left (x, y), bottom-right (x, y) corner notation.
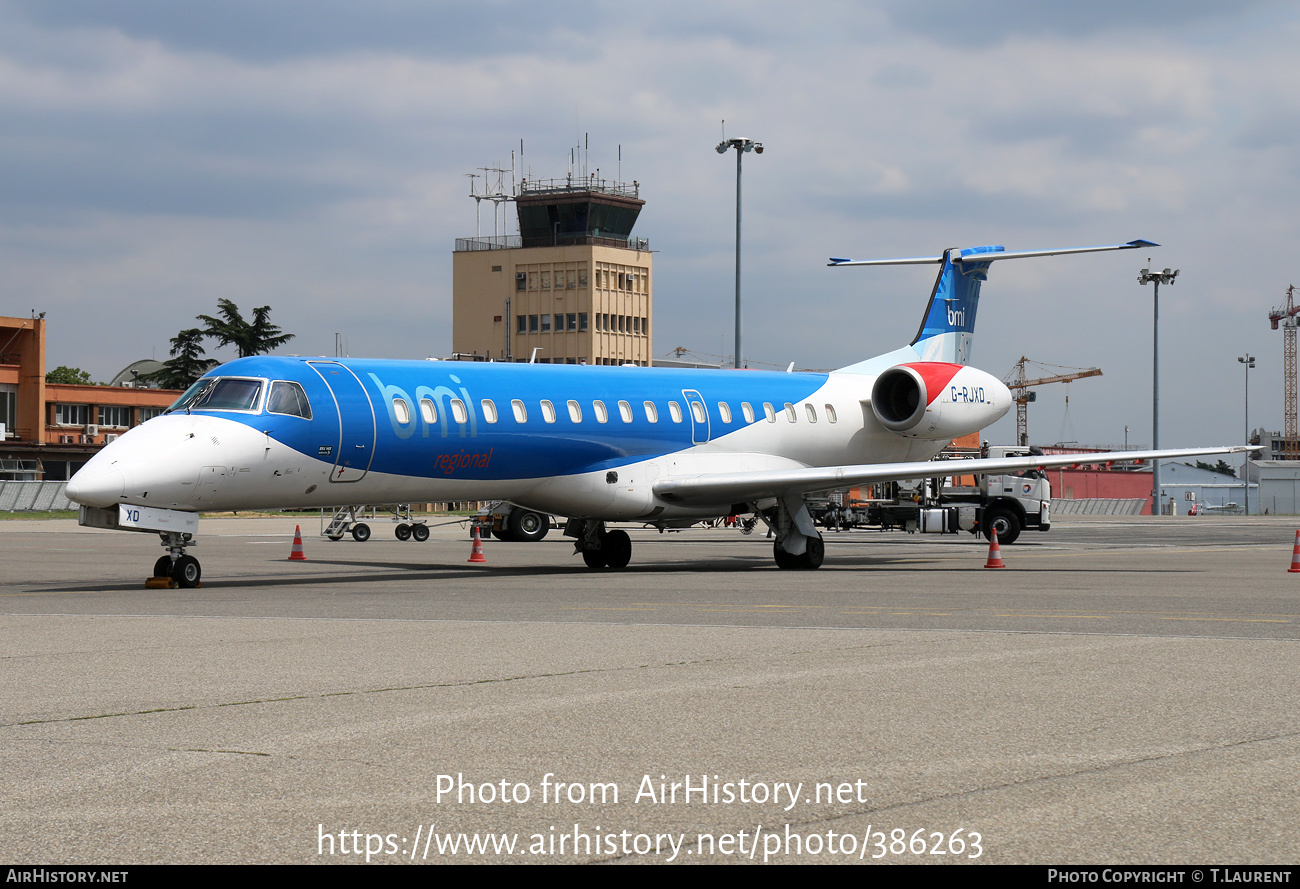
top-left (570, 519), bottom-right (632, 570)
top-left (152, 531), bottom-right (201, 588)
top-left (762, 495), bottom-right (826, 570)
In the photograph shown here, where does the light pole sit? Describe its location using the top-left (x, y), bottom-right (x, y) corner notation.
top-left (716, 137), bottom-right (763, 368)
top-left (1138, 265), bottom-right (1179, 514)
top-left (1239, 353), bottom-right (1255, 514)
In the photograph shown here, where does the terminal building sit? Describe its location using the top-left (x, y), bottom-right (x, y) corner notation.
top-left (452, 172), bottom-right (653, 366)
top-left (0, 314), bottom-right (180, 481)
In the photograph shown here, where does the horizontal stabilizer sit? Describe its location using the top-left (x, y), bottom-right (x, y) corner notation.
top-left (828, 239), bottom-right (1157, 267)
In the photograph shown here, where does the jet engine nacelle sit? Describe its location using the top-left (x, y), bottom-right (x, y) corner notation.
top-left (871, 362), bottom-right (1010, 440)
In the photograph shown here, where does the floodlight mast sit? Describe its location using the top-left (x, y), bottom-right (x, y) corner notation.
top-left (1138, 265), bottom-right (1179, 514)
top-left (715, 137), bottom-right (763, 368)
top-left (1238, 353), bottom-right (1255, 514)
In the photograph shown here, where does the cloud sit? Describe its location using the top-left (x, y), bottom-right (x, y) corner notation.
top-left (0, 0), bottom-right (1297, 448)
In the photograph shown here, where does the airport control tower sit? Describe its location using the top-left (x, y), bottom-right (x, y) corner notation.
top-left (452, 158), bottom-right (652, 365)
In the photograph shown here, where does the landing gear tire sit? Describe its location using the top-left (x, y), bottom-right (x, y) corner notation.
top-left (603, 529), bottom-right (632, 570)
top-left (153, 556), bottom-right (172, 578)
top-left (351, 523), bottom-right (371, 543)
top-left (411, 523), bottom-right (429, 542)
top-left (508, 509), bottom-right (550, 542)
top-left (582, 548), bottom-right (607, 569)
top-left (395, 523), bottom-right (412, 541)
top-left (800, 535), bottom-right (821, 569)
top-left (774, 542), bottom-right (799, 570)
top-left (800, 536), bottom-right (825, 569)
top-left (774, 538), bottom-right (824, 570)
top-left (171, 555), bottom-right (201, 588)
top-left (982, 507), bottom-right (1021, 545)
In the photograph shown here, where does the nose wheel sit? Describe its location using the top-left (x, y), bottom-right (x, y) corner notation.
top-left (151, 532), bottom-right (202, 588)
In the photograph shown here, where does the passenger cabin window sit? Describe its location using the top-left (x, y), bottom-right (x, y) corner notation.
top-left (392, 398), bottom-right (411, 424)
top-left (764, 402), bottom-right (776, 423)
top-left (511, 399), bottom-right (527, 423)
top-left (618, 400), bottom-right (633, 423)
top-left (825, 404), bottom-right (837, 423)
top-left (669, 401), bottom-right (683, 423)
top-left (567, 400), bottom-right (582, 422)
top-left (785, 403), bottom-right (797, 422)
top-left (541, 400), bottom-right (556, 423)
top-left (482, 399), bottom-right (498, 423)
top-left (593, 400), bottom-right (608, 423)
top-left (742, 402), bottom-right (755, 423)
top-left (450, 399), bottom-right (468, 424)
top-left (718, 402), bottom-right (732, 424)
top-left (643, 401), bottom-right (658, 423)
top-left (805, 404), bottom-right (817, 423)
top-left (268, 381), bottom-right (312, 419)
top-left (690, 400), bottom-right (706, 424)
top-left (420, 399), bottom-right (437, 424)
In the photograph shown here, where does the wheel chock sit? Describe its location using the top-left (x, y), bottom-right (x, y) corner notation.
top-left (145, 576), bottom-right (178, 589)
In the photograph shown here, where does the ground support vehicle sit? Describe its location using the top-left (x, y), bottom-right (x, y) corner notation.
top-left (321, 504), bottom-right (430, 543)
top-left (811, 448), bottom-right (1051, 545)
top-left (476, 501), bottom-right (554, 542)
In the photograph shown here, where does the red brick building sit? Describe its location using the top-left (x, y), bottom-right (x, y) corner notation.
top-left (0, 315), bottom-right (181, 480)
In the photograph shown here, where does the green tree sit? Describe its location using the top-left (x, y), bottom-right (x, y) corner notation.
top-left (45, 365), bottom-right (96, 385)
top-left (143, 328), bottom-right (214, 390)
top-left (1195, 460), bottom-right (1238, 478)
top-left (197, 299), bottom-right (295, 358)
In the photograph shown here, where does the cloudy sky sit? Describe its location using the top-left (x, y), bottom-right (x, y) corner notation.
top-left (3, 0), bottom-right (1297, 450)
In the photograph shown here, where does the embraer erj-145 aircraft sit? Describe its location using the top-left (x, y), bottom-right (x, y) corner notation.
top-left (68, 239), bottom-right (1249, 586)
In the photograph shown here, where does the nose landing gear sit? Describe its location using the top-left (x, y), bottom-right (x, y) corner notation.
top-left (151, 531), bottom-right (201, 588)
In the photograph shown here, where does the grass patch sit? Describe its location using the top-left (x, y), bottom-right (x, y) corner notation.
top-left (0, 510), bottom-right (78, 521)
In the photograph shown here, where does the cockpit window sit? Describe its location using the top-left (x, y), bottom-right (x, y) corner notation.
top-left (166, 377), bottom-right (264, 414)
top-left (267, 381), bottom-right (312, 419)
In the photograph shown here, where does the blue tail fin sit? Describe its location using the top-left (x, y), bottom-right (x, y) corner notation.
top-left (829, 239), bottom-right (1155, 374)
top-left (910, 245), bottom-right (1003, 365)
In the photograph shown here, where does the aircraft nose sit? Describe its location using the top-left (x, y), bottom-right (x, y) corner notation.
top-left (65, 464), bottom-right (126, 508)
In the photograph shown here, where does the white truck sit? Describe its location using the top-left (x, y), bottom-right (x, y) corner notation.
top-left (812, 446), bottom-right (1051, 544)
top-left (476, 502), bottom-right (554, 542)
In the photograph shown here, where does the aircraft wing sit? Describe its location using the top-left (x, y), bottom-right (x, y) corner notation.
top-left (653, 445), bottom-right (1256, 506)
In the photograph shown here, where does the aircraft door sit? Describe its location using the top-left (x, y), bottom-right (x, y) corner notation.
top-left (192, 465), bottom-right (227, 504)
top-left (681, 389), bottom-right (710, 444)
top-left (308, 362), bottom-right (376, 483)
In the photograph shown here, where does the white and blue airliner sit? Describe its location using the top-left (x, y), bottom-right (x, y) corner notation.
top-left (67, 240), bottom-right (1248, 586)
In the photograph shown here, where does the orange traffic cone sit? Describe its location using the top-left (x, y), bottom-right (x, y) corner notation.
top-left (1289, 530), bottom-right (1300, 573)
top-left (468, 526), bottom-right (487, 564)
top-left (288, 525), bottom-right (307, 561)
top-left (984, 527), bottom-right (1005, 569)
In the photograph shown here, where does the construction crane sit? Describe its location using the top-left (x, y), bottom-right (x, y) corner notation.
top-left (1004, 357), bottom-right (1103, 447)
top-left (1268, 284), bottom-right (1299, 459)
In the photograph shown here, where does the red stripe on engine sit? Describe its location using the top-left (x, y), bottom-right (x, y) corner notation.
top-left (901, 362), bottom-right (964, 405)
